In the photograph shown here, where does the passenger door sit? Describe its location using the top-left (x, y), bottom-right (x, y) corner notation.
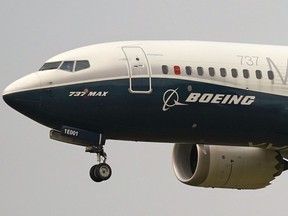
top-left (122, 46), bottom-right (152, 93)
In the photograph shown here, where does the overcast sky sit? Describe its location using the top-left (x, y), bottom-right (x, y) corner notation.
top-left (1, 0), bottom-right (288, 215)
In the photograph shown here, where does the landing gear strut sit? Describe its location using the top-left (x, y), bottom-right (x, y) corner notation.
top-left (50, 126), bottom-right (112, 182)
top-left (86, 139), bottom-right (112, 182)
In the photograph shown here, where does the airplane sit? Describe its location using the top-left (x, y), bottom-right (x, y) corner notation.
top-left (3, 40), bottom-right (288, 189)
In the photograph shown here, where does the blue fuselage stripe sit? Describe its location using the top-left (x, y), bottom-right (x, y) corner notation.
top-left (7, 77), bottom-right (288, 147)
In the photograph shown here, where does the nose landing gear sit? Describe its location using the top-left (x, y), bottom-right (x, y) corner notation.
top-left (86, 143), bottom-right (112, 182)
top-left (50, 127), bottom-right (112, 182)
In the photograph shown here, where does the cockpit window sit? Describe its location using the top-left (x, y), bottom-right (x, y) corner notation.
top-left (60, 61), bottom-right (74, 72)
top-left (75, 60), bottom-right (90, 71)
top-left (39, 60), bottom-right (90, 72)
top-left (39, 61), bottom-right (62, 71)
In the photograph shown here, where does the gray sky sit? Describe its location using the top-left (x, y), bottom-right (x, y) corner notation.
top-left (1, 0), bottom-right (288, 215)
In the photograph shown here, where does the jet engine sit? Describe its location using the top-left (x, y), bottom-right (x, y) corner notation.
top-left (172, 144), bottom-right (286, 189)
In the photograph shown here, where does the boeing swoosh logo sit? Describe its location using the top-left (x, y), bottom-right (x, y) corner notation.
top-left (162, 88), bottom-right (255, 112)
top-left (162, 88), bottom-right (187, 111)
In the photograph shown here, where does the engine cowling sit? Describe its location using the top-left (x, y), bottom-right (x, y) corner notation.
top-left (172, 144), bottom-right (285, 189)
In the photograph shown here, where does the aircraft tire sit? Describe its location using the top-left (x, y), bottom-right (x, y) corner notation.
top-left (90, 165), bottom-right (103, 182)
top-left (96, 163), bottom-right (112, 181)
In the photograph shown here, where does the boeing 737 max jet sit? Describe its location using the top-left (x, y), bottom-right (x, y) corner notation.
top-left (3, 41), bottom-right (288, 189)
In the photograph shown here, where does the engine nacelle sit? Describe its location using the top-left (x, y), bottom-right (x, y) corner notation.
top-left (172, 144), bottom-right (285, 189)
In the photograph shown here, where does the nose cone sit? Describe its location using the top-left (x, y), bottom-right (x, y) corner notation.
top-left (3, 72), bottom-right (41, 119)
top-left (3, 72), bottom-right (41, 96)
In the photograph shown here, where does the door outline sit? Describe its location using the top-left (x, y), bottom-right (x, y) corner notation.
top-left (122, 46), bottom-right (152, 94)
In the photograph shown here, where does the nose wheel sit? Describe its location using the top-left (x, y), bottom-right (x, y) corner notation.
top-left (86, 143), bottom-right (112, 182)
top-left (90, 163), bottom-right (112, 182)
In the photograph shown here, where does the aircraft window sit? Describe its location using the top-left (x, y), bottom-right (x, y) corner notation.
top-left (220, 68), bottom-right (226, 77)
top-left (39, 61), bottom-right (62, 71)
top-left (243, 69), bottom-right (249, 79)
top-left (256, 70), bottom-right (262, 79)
top-left (231, 68), bottom-right (238, 78)
top-left (197, 67), bottom-right (204, 76)
top-left (208, 67), bottom-right (215, 76)
top-left (174, 66), bottom-right (181, 75)
top-left (60, 61), bottom-right (74, 72)
top-left (185, 66), bottom-right (192, 75)
top-left (268, 70), bottom-right (274, 80)
top-left (75, 60), bottom-right (90, 71)
top-left (162, 65), bottom-right (169, 74)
